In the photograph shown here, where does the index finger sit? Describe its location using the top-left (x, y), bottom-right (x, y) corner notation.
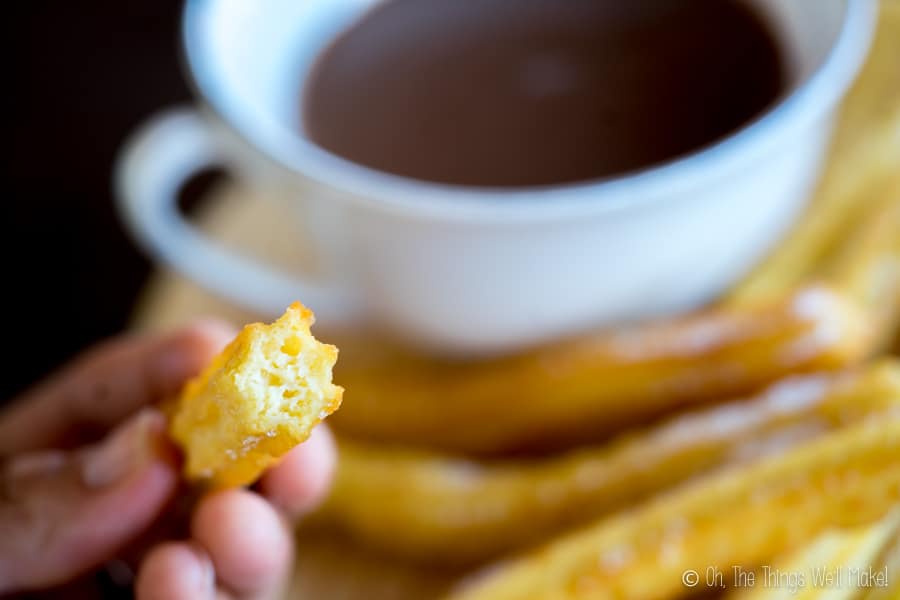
top-left (0, 320), bottom-right (235, 456)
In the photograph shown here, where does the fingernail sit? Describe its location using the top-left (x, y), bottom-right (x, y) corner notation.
top-left (156, 339), bottom-right (200, 390)
top-left (81, 410), bottom-right (165, 488)
top-left (6, 451), bottom-right (67, 480)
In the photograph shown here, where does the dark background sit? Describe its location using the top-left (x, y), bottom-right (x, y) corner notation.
top-left (2, 1), bottom-right (191, 401)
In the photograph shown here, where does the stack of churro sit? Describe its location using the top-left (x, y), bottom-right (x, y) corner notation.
top-left (300, 4), bottom-right (900, 598)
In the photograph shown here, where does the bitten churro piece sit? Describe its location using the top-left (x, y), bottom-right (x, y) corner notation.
top-left (448, 417), bottom-right (900, 600)
top-left (169, 302), bottom-right (343, 488)
top-left (726, 511), bottom-right (900, 599)
top-left (326, 362), bottom-right (900, 565)
top-left (727, 2), bottom-right (900, 304)
top-left (333, 286), bottom-right (869, 453)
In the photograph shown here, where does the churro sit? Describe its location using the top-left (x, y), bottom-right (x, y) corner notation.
top-left (169, 303), bottom-right (343, 488)
top-left (826, 190), bottom-right (900, 351)
top-left (725, 511), bottom-right (900, 599)
top-left (326, 362), bottom-right (900, 564)
top-left (449, 417), bottom-right (900, 600)
top-left (333, 286), bottom-right (868, 453)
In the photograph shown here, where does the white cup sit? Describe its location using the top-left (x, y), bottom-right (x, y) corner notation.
top-left (115, 0), bottom-right (876, 355)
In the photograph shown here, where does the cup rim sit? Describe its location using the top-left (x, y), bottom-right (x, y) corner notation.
top-left (182, 0), bottom-right (876, 223)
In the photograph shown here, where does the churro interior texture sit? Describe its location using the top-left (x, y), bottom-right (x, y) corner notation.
top-left (170, 302), bottom-right (342, 488)
top-left (238, 313), bottom-right (338, 427)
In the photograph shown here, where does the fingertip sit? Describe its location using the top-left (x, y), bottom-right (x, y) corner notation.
top-left (192, 489), bottom-right (292, 596)
top-left (156, 319), bottom-right (237, 389)
top-left (80, 408), bottom-right (178, 489)
top-left (0, 425), bottom-right (181, 592)
top-left (136, 542), bottom-right (214, 600)
top-left (178, 319), bottom-right (238, 351)
top-left (258, 425), bottom-right (337, 518)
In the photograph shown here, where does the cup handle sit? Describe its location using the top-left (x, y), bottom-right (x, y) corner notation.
top-left (114, 107), bottom-right (359, 323)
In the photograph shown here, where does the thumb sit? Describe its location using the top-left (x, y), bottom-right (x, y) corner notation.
top-left (0, 410), bottom-right (179, 594)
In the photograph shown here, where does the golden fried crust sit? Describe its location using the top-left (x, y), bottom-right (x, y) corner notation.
top-left (861, 518), bottom-right (900, 600)
top-left (169, 302), bottom-right (343, 488)
top-left (332, 286), bottom-right (869, 453)
top-left (448, 417), bottom-right (900, 600)
top-left (827, 190), bottom-right (900, 352)
top-left (726, 511), bottom-right (900, 599)
top-left (325, 361), bottom-right (900, 565)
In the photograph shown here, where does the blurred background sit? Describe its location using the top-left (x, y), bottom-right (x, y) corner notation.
top-left (1, 0), bottom-right (209, 401)
top-left (2, 2), bottom-right (899, 599)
